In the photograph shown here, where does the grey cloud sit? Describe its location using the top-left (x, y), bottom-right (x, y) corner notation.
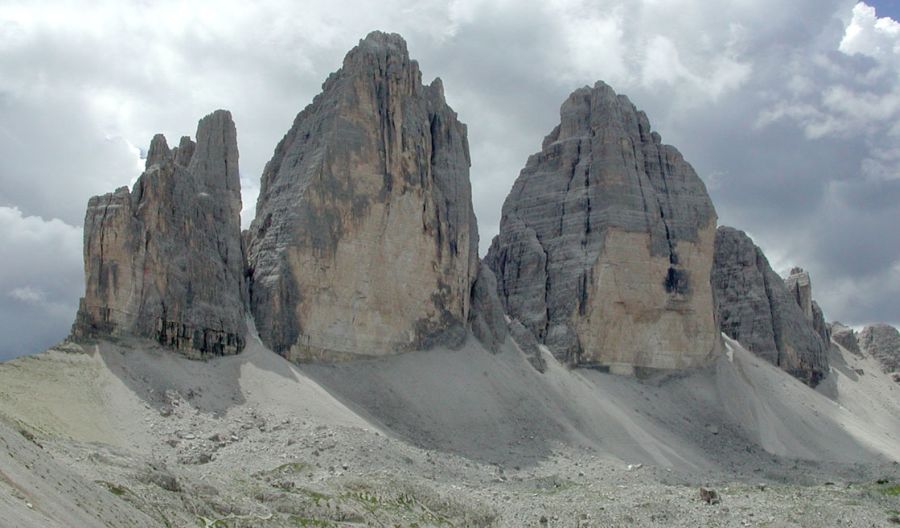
top-left (0, 207), bottom-right (82, 360)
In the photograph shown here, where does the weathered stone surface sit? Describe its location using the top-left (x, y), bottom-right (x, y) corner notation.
top-left (246, 32), bottom-right (479, 360)
top-left (72, 110), bottom-right (247, 358)
top-left (784, 267), bottom-right (830, 344)
top-left (509, 320), bottom-right (547, 373)
top-left (811, 301), bottom-right (830, 345)
top-left (468, 263), bottom-right (508, 353)
top-left (485, 81), bottom-right (720, 371)
top-left (711, 227), bottom-right (829, 386)
top-left (784, 268), bottom-right (813, 319)
top-left (830, 322), bottom-right (860, 355)
top-left (858, 324), bottom-right (900, 373)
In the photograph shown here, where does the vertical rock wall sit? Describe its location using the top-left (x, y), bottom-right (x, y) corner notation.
top-left (72, 111), bottom-right (247, 358)
top-left (486, 82), bottom-right (720, 371)
top-left (711, 227), bottom-right (829, 386)
top-left (246, 32), bottom-right (479, 360)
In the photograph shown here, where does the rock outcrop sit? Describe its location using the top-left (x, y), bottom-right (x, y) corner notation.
top-left (509, 320), bottom-right (548, 373)
top-left (859, 324), bottom-right (900, 373)
top-left (246, 32), bottom-right (479, 360)
top-left (485, 81), bottom-right (720, 372)
top-left (830, 322), bottom-right (860, 355)
top-left (784, 267), bottom-right (830, 344)
top-left (711, 227), bottom-right (828, 386)
top-left (72, 110), bottom-right (247, 358)
top-left (468, 264), bottom-right (509, 353)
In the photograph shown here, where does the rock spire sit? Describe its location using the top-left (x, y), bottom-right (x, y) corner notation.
top-left (72, 110), bottom-right (247, 358)
top-left (245, 31), bottom-right (480, 360)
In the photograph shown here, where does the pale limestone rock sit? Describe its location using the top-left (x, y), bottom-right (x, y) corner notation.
top-left (485, 82), bottom-right (720, 370)
top-left (784, 267), bottom-right (830, 344)
top-left (72, 110), bottom-right (246, 358)
top-left (784, 267), bottom-right (813, 319)
top-left (246, 32), bottom-right (479, 360)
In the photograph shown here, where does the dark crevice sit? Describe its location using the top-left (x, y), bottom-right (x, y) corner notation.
top-left (538, 236), bottom-right (552, 342)
top-left (559, 140), bottom-right (582, 237)
top-left (758, 251), bottom-right (784, 367)
top-left (628, 139), bottom-right (651, 222)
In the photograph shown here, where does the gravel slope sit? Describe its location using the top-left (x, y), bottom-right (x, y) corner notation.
top-left (0, 331), bottom-right (897, 527)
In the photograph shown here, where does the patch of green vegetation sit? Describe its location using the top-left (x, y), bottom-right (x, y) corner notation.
top-left (290, 516), bottom-right (336, 527)
top-left (196, 516), bottom-right (229, 527)
top-left (297, 487), bottom-right (332, 505)
top-left (95, 480), bottom-right (129, 497)
top-left (881, 485), bottom-right (900, 496)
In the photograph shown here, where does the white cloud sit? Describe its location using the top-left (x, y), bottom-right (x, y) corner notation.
top-left (840, 2), bottom-right (900, 62)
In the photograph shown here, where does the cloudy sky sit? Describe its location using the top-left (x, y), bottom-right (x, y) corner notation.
top-left (1, 0), bottom-right (899, 359)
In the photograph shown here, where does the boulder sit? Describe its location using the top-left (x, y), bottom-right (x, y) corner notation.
top-left (485, 81), bottom-right (720, 371)
top-left (71, 110), bottom-right (247, 358)
top-left (711, 227), bottom-right (828, 386)
top-left (246, 32), bottom-right (479, 360)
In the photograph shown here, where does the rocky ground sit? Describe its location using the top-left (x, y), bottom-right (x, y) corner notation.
top-left (0, 333), bottom-right (898, 527)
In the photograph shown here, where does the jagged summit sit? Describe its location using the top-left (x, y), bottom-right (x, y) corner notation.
top-left (71, 109), bottom-right (246, 358)
top-left (486, 81), bottom-right (720, 371)
top-left (246, 31), bottom-right (483, 360)
top-left (350, 30), bottom-right (410, 57)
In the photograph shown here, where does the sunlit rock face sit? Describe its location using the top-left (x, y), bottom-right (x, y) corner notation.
top-left (486, 81), bottom-right (720, 372)
top-left (72, 110), bottom-right (247, 358)
top-left (246, 32), bottom-right (479, 361)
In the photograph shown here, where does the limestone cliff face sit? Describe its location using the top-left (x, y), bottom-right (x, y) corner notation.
top-left (711, 227), bottom-right (828, 386)
top-left (246, 32), bottom-right (479, 360)
top-left (485, 82), bottom-right (720, 371)
top-left (859, 324), bottom-right (900, 374)
top-left (72, 110), bottom-right (247, 358)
